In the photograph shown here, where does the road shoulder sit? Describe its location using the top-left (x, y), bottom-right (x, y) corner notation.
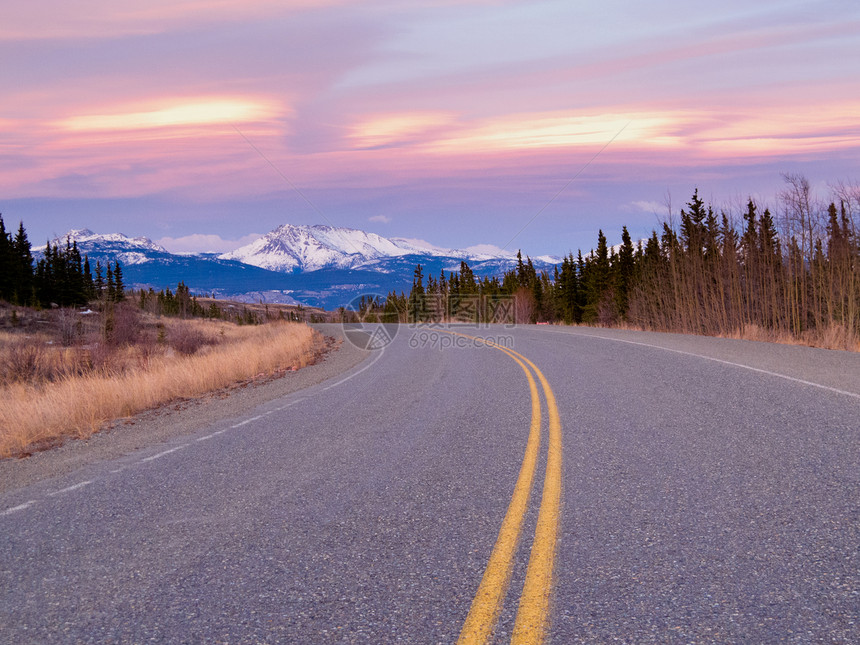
top-left (0, 325), bottom-right (370, 494)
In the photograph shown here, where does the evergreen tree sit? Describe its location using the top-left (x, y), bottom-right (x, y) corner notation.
top-left (516, 250), bottom-right (527, 287)
top-left (528, 258), bottom-right (543, 320)
top-left (176, 281), bottom-right (191, 316)
top-left (382, 291), bottom-right (405, 323)
top-left (106, 264), bottom-right (116, 302)
top-left (0, 215), bottom-right (11, 301)
top-left (94, 261), bottom-right (105, 297)
top-left (31, 238), bottom-right (90, 307)
top-left (11, 221), bottom-right (33, 304)
top-left (615, 226), bottom-right (635, 320)
top-left (742, 198), bottom-right (759, 260)
top-left (408, 264), bottom-right (426, 321)
top-left (439, 269), bottom-right (448, 296)
top-left (69, 241), bottom-right (86, 304)
top-left (113, 261), bottom-right (125, 301)
top-left (680, 188), bottom-right (707, 254)
top-left (556, 253), bottom-right (579, 323)
top-left (83, 256), bottom-right (94, 301)
top-left (582, 230), bottom-right (610, 323)
top-left (459, 261), bottom-right (477, 294)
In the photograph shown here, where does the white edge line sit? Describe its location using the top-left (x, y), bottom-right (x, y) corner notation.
top-left (232, 413), bottom-right (266, 428)
top-left (0, 354), bottom-right (384, 516)
top-left (543, 328), bottom-right (860, 401)
top-left (141, 445), bottom-right (185, 463)
top-left (47, 480), bottom-right (94, 496)
top-left (0, 500), bottom-right (37, 516)
top-left (221, 350), bottom-right (380, 428)
top-left (321, 349), bottom-right (385, 391)
top-left (228, 400), bottom-right (306, 429)
top-left (196, 429), bottom-right (228, 439)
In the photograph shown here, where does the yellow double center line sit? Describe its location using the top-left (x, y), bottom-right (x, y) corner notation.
top-left (441, 331), bottom-right (562, 645)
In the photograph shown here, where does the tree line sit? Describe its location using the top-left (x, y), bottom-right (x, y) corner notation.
top-left (0, 215), bottom-right (125, 307)
top-left (0, 217), bottom-right (267, 326)
top-left (389, 176), bottom-right (858, 347)
top-left (136, 283), bottom-right (264, 324)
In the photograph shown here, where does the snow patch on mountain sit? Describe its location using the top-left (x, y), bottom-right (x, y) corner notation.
top-left (54, 229), bottom-right (168, 265)
top-left (220, 224), bottom-right (417, 272)
top-left (61, 229), bottom-right (167, 253)
top-left (221, 224), bottom-right (560, 273)
top-left (388, 237), bottom-right (458, 256)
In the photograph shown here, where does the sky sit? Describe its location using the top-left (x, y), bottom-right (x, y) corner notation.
top-left (2, 0), bottom-right (859, 256)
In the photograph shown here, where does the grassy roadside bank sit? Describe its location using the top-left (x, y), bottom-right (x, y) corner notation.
top-left (0, 306), bottom-right (324, 459)
top-left (564, 320), bottom-right (860, 352)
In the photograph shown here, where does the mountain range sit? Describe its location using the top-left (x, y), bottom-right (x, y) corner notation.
top-left (51, 224), bottom-right (559, 309)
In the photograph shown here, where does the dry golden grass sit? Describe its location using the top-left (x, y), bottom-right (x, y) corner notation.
top-left (564, 320), bottom-right (859, 352)
top-left (720, 323), bottom-right (860, 352)
top-left (0, 320), bottom-right (323, 458)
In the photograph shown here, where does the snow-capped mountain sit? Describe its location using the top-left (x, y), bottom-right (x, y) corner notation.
top-left (220, 224), bottom-right (558, 273)
top-left (52, 225), bottom-right (560, 309)
top-left (219, 224), bottom-right (410, 272)
top-left (53, 229), bottom-right (167, 265)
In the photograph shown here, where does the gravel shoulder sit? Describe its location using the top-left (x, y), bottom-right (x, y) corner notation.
top-left (0, 324), bottom-right (369, 494)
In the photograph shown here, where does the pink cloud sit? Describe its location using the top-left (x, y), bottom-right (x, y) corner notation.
top-left (1, 0), bottom-right (857, 232)
top-left (0, 0), bottom-right (363, 40)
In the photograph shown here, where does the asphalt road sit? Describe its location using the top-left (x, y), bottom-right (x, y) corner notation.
top-left (1, 324), bottom-right (858, 643)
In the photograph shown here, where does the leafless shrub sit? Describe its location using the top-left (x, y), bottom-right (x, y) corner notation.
top-left (103, 303), bottom-right (141, 347)
top-left (2, 341), bottom-right (46, 385)
top-left (597, 291), bottom-right (617, 327)
top-left (87, 342), bottom-right (114, 375)
top-left (56, 308), bottom-right (82, 347)
top-left (170, 326), bottom-right (209, 355)
top-left (514, 288), bottom-right (535, 324)
top-left (136, 332), bottom-right (161, 369)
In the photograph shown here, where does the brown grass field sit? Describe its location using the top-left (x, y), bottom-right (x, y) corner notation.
top-left (0, 304), bottom-right (324, 459)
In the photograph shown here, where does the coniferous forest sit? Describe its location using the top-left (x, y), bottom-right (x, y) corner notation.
top-left (388, 176), bottom-right (859, 349)
top-left (0, 215), bottom-right (124, 308)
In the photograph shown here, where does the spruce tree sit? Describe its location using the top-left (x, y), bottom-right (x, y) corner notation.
top-left (582, 230), bottom-right (611, 323)
top-left (459, 261), bottom-right (476, 294)
top-left (615, 226), bottom-right (635, 320)
top-left (0, 216), bottom-right (11, 301)
top-left (83, 256), bottom-right (94, 301)
top-left (556, 254), bottom-right (578, 323)
top-left (69, 241), bottom-right (86, 305)
top-left (106, 264), bottom-right (116, 302)
top-left (94, 261), bottom-right (105, 298)
top-left (13, 222), bottom-right (34, 305)
top-left (113, 261), bottom-right (125, 301)
top-left (408, 264), bottom-right (426, 321)
top-left (516, 250), bottom-right (527, 288)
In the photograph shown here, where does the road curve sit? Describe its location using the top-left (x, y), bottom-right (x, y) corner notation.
top-left (1, 324), bottom-right (858, 643)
